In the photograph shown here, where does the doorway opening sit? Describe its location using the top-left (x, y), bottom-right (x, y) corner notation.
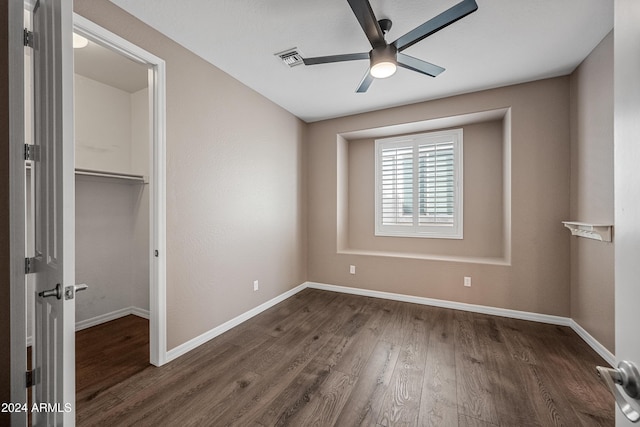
top-left (73, 22), bottom-right (151, 349)
top-left (73, 22), bottom-right (154, 403)
top-left (72, 14), bottom-right (168, 367)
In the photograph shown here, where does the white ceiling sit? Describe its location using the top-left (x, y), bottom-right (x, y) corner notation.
top-left (109, 0), bottom-right (613, 123)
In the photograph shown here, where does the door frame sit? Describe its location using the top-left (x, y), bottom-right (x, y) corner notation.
top-left (73, 14), bottom-right (167, 366)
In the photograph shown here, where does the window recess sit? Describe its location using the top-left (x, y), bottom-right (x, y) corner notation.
top-left (375, 129), bottom-right (463, 239)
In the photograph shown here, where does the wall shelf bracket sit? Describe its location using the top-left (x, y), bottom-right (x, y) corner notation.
top-left (562, 221), bottom-right (613, 242)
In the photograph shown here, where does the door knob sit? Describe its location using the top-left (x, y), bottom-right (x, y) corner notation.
top-left (597, 361), bottom-right (640, 423)
top-left (38, 284), bottom-right (62, 300)
top-left (64, 283), bottom-right (89, 300)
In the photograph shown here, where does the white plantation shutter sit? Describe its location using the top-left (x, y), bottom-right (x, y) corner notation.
top-left (375, 129), bottom-right (463, 239)
top-left (381, 146), bottom-right (413, 226)
top-left (419, 142), bottom-right (454, 225)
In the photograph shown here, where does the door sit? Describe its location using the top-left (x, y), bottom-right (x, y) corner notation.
top-left (31, 0), bottom-right (75, 425)
top-left (611, 1), bottom-right (640, 425)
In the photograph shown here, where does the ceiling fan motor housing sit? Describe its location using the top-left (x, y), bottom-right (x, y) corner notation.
top-left (370, 44), bottom-right (397, 62)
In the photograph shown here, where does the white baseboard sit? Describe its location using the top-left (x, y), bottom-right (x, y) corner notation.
top-left (75, 306), bottom-right (150, 331)
top-left (27, 306), bottom-right (150, 346)
top-left (306, 282), bottom-right (614, 366)
top-left (306, 282), bottom-right (571, 326)
top-left (165, 283), bottom-right (308, 363)
top-left (570, 319), bottom-right (615, 367)
top-left (130, 306), bottom-right (150, 320)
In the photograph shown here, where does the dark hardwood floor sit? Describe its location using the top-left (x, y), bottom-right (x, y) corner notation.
top-left (76, 289), bottom-right (614, 426)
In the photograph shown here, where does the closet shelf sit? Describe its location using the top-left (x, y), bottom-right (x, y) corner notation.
top-left (562, 221), bottom-right (613, 242)
top-left (75, 168), bottom-right (148, 184)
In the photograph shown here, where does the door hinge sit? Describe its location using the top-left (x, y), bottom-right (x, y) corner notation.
top-left (25, 257), bottom-right (35, 274)
top-left (24, 144), bottom-right (38, 161)
top-left (26, 368), bottom-right (39, 388)
top-left (24, 28), bottom-right (33, 48)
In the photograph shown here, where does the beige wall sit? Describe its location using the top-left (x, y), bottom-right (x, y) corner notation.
top-left (569, 32), bottom-right (614, 352)
top-left (74, 74), bottom-right (133, 173)
top-left (308, 77), bottom-right (572, 316)
top-left (74, 0), bottom-right (307, 350)
top-left (130, 88), bottom-right (150, 310)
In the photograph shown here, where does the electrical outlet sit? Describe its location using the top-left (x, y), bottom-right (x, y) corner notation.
top-left (253, 280), bottom-right (259, 291)
top-left (464, 276), bottom-right (471, 287)
top-left (349, 265), bottom-right (356, 275)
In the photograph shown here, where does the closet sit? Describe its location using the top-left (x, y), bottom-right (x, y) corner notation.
top-left (73, 36), bottom-right (151, 332)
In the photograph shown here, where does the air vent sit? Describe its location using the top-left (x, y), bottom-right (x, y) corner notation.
top-left (275, 48), bottom-right (304, 67)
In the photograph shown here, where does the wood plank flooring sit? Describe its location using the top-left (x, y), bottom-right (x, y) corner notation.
top-left (76, 289), bottom-right (614, 426)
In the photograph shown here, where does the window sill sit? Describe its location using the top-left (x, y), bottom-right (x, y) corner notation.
top-left (374, 231), bottom-right (463, 240)
top-left (336, 248), bottom-right (510, 266)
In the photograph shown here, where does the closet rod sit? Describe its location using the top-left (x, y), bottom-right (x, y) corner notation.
top-left (75, 168), bottom-right (148, 183)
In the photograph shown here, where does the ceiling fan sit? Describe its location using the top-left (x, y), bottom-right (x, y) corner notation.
top-left (302, 0), bottom-right (478, 92)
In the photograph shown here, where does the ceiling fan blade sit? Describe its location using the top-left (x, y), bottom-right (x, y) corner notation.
top-left (397, 53), bottom-right (445, 77)
top-left (346, 0), bottom-right (386, 48)
top-left (303, 52), bottom-right (369, 65)
top-left (393, 0), bottom-right (478, 52)
top-left (356, 70), bottom-right (374, 93)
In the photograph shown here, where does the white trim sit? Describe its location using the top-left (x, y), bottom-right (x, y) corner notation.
top-left (570, 319), bottom-right (615, 367)
top-left (73, 14), bottom-right (168, 367)
top-left (131, 306), bottom-right (151, 320)
top-left (75, 307), bottom-right (150, 331)
top-left (306, 282), bottom-right (570, 325)
top-left (165, 283), bottom-right (308, 363)
top-left (150, 53), bottom-right (168, 367)
top-left (73, 14), bottom-right (164, 66)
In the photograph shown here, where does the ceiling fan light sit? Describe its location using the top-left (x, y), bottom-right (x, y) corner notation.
top-left (371, 61), bottom-right (396, 78)
top-left (369, 44), bottom-right (398, 79)
top-left (73, 33), bottom-right (89, 49)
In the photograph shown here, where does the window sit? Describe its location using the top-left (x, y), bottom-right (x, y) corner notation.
top-left (375, 129), bottom-right (463, 239)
